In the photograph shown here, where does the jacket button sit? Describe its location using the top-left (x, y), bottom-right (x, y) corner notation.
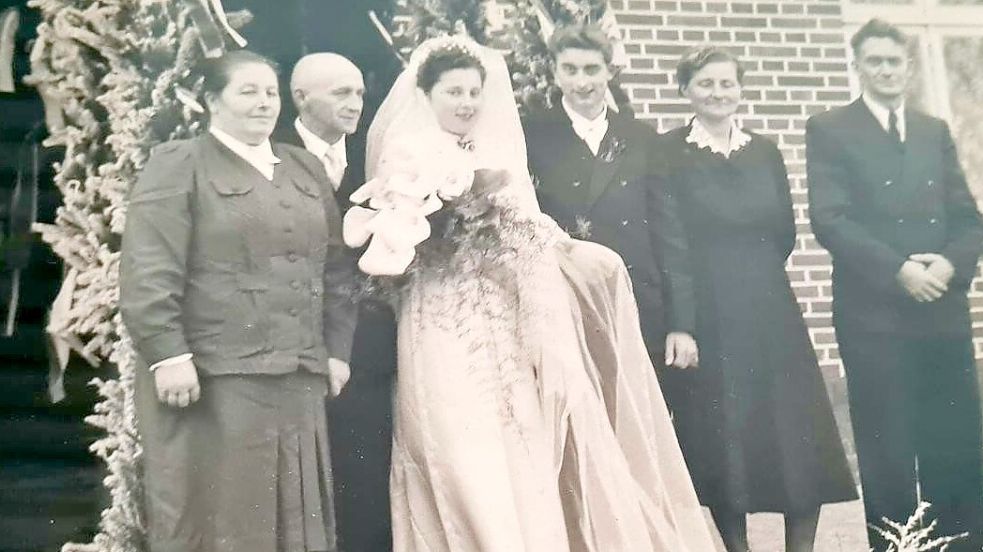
top-left (288, 308), bottom-right (299, 316)
top-left (280, 199), bottom-right (291, 209)
top-left (290, 280), bottom-right (301, 290)
top-left (930, 218), bottom-right (938, 224)
top-left (620, 180), bottom-right (628, 187)
top-left (927, 180), bottom-right (935, 187)
top-left (884, 180), bottom-right (892, 186)
top-left (284, 226), bottom-right (293, 233)
top-left (287, 252), bottom-right (298, 262)
top-left (622, 220), bottom-right (629, 226)
top-left (897, 218), bottom-right (905, 224)
top-left (572, 181), bottom-right (581, 187)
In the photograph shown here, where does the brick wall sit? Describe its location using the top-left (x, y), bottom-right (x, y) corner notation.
top-left (609, 0), bottom-right (983, 374)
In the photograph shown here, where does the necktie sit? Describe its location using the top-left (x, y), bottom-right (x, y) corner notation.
top-left (323, 150), bottom-right (345, 190)
top-left (888, 110), bottom-right (901, 144)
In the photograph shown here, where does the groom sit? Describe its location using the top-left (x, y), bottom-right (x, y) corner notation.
top-left (283, 52), bottom-right (396, 552)
top-left (524, 24), bottom-right (697, 371)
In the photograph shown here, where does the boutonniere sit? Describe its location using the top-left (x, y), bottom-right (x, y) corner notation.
top-left (573, 216), bottom-right (592, 239)
top-left (600, 136), bottom-right (627, 163)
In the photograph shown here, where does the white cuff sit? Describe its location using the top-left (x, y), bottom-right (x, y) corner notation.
top-left (149, 353), bottom-right (193, 372)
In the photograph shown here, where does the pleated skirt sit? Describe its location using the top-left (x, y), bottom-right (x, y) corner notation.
top-left (136, 368), bottom-right (337, 552)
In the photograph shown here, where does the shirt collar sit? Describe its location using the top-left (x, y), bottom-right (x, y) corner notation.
top-left (295, 117), bottom-right (347, 163)
top-left (208, 126), bottom-right (280, 179)
top-left (561, 97), bottom-right (608, 131)
top-left (686, 116), bottom-right (751, 158)
top-left (862, 93), bottom-right (905, 137)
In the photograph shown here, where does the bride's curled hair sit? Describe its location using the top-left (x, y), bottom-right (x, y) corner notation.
top-left (416, 44), bottom-right (487, 94)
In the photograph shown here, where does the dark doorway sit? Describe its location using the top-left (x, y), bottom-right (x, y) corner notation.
top-left (229, 0), bottom-right (404, 143)
top-left (0, 2), bottom-right (404, 550)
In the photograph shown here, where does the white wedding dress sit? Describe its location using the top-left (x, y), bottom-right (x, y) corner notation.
top-left (359, 37), bottom-right (715, 552)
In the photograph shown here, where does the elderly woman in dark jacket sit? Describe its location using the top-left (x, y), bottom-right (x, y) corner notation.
top-left (120, 50), bottom-right (356, 552)
top-left (656, 46), bottom-right (857, 552)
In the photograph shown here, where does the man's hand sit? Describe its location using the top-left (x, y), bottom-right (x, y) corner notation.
top-left (154, 359), bottom-right (201, 408)
top-left (327, 358), bottom-right (351, 398)
top-left (896, 260), bottom-right (948, 302)
top-left (909, 253), bottom-right (955, 287)
top-left (665, 332), bottom-right (699, 369)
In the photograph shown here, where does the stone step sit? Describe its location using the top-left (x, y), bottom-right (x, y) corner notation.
top-left (0, 412), bottom-right (99, 459)
top-left (0, 460), bottom-right (101, 552)
top-left (0, 322), bottom-right (48, 362)
top-left (0, 359), bottom-right (102, 412)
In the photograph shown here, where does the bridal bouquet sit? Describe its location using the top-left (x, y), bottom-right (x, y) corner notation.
top-left (343, 164), bottom-right (512, 278)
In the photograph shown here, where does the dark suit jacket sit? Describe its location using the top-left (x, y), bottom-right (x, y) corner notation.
top-left (806, 99), bottom-right (983, 336)
top-left (120, 134), bottom-right (357, 374)
top-left (272, 123), bottom-right (366, 211)
top-left (524, 107), bottom-right (666, 355)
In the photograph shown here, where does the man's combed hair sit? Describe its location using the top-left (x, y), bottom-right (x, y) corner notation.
top-left (417, 46), bottom-right (486, 94)
top-left (850, 18), bottom-right (908, 56)
top-left (547, 24), bottom-right (613, 64)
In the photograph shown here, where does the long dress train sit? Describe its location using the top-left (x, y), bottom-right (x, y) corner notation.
top-left (389, 203), bottom-right (713, 552)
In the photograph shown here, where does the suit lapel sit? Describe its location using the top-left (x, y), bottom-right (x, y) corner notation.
top-left (199, 135), bottom-right (274, 272)
top-left (276, 144), bottom-right (344, 243)
top-left (837, 99), bottom-right (907, 202)
top-left (536, 108), bottom-right (594, 203)
top-left (850, 99), bottom-right (906, 160)
top-left (585, 113), bottom-right (628, 208)
top-left (898, 109), bottom-right (929, 196)
top-left (200, 134), bottom-right (261, 194)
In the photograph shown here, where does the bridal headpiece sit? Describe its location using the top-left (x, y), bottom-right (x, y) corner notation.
top-left (409, 35), bottom-right (485, 68)
top-left (343, 35), bottom-right (540, 276)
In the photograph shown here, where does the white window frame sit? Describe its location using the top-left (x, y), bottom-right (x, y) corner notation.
top-left (842, 0), bottom-right (983, 122)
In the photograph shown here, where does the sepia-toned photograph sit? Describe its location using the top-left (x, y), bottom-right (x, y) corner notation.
top-left (0, 0), bottom-right (981, 550)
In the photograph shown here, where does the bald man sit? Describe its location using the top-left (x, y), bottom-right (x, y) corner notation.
top-left (283, 53), bottom-right (396, 552)
top-left (288, 53), bottom-right (366, 197)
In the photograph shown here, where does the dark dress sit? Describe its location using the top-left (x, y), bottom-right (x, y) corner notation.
top-left (656, 125), bottom-right (856, 514)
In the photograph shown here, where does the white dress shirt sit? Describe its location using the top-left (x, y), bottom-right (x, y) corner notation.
top-left (295, 118), bottom-right (347, 190)
top-left (149, 127), bottom-right (280, 372)
top-left (208, 126), bottom-right (281, 181)
top-left (562, 98), bottom-right (609, 156)
top-left (862, 93), bottom-right (906, 143)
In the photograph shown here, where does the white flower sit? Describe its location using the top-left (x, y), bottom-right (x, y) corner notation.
top-left (437, 168), bottom-right (474, 200)
top-left (344, 172), bottom-right (452, 276)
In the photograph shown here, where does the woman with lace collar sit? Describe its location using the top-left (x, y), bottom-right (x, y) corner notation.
top-left (654, 45), bottom-right (857, 552)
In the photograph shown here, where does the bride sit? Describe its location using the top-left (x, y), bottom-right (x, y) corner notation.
top-left (345, 36), bottom-right (715, 551)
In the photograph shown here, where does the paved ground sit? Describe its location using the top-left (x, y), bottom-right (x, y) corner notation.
top-left (708, 499), bottom-right (872, 552)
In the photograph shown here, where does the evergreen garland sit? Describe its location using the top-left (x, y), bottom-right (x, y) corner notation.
top-left (396, 0), bottom-right (488, 52)
top-left (26, 1), bottom-right (247, 550)
top-left (25, 1), bottom-right (611, 549)
top-left (390, 0), bottom-right (614, 114)
top-left (499, 0), bottom-right (613, 114)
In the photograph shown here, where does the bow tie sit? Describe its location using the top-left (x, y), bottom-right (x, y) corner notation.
top-left (457, 137), bottom-right (476, 152)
